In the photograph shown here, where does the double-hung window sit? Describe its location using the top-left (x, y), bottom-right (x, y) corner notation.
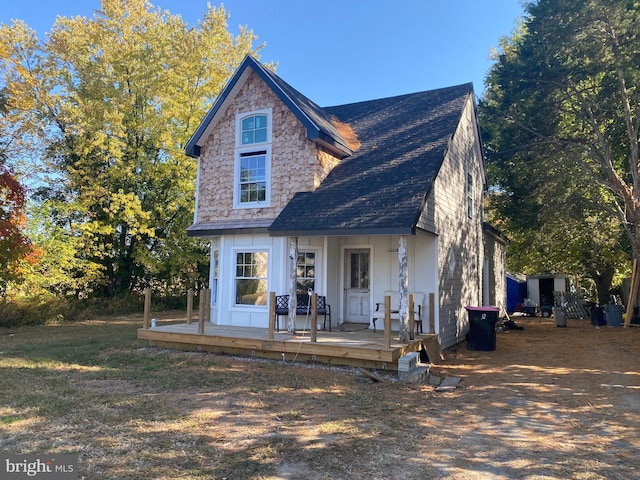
top-left (235, 109), bottom-right (271, 208)
top-left (235, 251), bottom-right (268, 306)
top-left (466, 172), bottom-right (474, 219)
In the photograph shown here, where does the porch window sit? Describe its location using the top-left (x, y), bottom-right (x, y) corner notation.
top-left (296, 252), bottom-right (316, 293)
top-left (235, 109), bottom-right (271, 208)
top-left (211, 250), bottom-right (219, 305)
top-left (235, 251), bottom-right (268, 306)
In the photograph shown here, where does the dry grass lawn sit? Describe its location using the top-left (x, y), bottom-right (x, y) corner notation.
top-left (1, 312), bottom-right (639, 479)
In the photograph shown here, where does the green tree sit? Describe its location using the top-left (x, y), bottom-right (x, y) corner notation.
top-left (481, 0), bottom-right (640, 310)
top-left (0, 0), bottom-right (266, 297)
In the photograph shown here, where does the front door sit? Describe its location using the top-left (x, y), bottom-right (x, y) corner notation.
top-left (344, 249), bottom-right (370, 323)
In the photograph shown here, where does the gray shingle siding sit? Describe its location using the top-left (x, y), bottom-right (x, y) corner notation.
top-left (432, 96), bottom-right (485, 349)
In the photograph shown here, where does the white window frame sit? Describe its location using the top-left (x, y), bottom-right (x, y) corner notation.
top-left (466, 171), bottom-right (474, 219)
top-left (233, 249), bottom-right (269, 307)
top-left (234, 109), bottom-right (272, 209)
top-left (297, 250), bottom-right (317, 294)
top-left (211, 249), bottom-right (219, 305)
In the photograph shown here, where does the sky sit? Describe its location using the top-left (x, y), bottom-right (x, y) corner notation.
top-left (0, 0), bottom-right (524, 106)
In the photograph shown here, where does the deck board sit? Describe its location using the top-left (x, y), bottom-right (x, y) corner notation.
top-left (137, 322), bottom-right (435, 370)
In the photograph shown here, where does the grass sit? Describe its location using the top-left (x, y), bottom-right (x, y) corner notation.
top-left (1, 314), bottom-right (639, 479)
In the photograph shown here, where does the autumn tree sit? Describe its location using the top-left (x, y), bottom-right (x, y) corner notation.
top-left (0, 0), bottom-right (265, 297)
top-left (0, 161), bottom-right (32, 294)
top-left (0, 78), bottom-right (34, 295)
top-left (481, 0), bottom-right (640, 311)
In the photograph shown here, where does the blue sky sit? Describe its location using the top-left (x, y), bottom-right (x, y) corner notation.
top-left (1, 0), bottom-right (524, 106)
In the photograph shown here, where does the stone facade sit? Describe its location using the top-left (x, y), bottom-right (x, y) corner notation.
top-left (196, 71), bottom-right (341, 224)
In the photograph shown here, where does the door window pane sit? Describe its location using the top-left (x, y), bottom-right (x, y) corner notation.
top-left (350, 252), bottom-right (369, 289)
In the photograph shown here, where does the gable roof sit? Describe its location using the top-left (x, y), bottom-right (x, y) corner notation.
top-left (268, 83), bottom-right (475, 236)
top-left (185, 55), bottom-right (352, 158)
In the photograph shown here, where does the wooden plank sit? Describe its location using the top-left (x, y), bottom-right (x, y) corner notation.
top-left (137, 324), bottom-right (429, 370)
top-left (268, 292), bottom-right (275, 339)
top-left (310, 292), bottom-right (318, 343)
top-left (358, 367), bottom-right (386, 382)
top-left (384, 296), bottom-right (391, 348)
top-left (198, 289), bottom-right (205, 335)
top-left (408, 293), bottom-right (415, 339)
top-left (625, 258), bottom-right (637, 328)
top-left (138, 328), bottom-right (402, 362)
top-left (143, 288), bottom-right (151, 329)
top-left (429, 292), bottom-right (435, 334)
top-left (435, 377), bottom-right (461, 392)
top-left (422, 335), bottom-right (445, 363)
top-left (186, 289), bottom-right (194, 324)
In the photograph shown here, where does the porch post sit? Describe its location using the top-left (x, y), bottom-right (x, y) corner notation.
top-left (288, 237), bottom-right (298, 333)
top-left (398, 235), bottom-right (411, 342)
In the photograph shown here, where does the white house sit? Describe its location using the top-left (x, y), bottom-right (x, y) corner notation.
top-left (185, 56), bottom-right (506, 348)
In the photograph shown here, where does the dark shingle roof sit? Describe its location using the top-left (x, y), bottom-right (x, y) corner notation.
top-left (268, 83), bottom-right (474, 236)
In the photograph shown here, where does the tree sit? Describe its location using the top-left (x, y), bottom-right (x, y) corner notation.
top-left (480, 0), bottom-right (640, 312)
top-left (0, 0), bottom-right (266, 297)
top-left (0, 162), bottom-right (32, 294)
top-left (0, 84), bottom-right (33, 294)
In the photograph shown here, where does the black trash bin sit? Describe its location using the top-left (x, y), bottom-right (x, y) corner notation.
top-left (604, 304), bottom-right (623, 327)
top-left (465, 306), bottom-right (500, 351)
top-left (591, 305), bottom-right (605, 326)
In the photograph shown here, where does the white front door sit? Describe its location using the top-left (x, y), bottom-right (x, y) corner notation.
top-left (344, 249), bottom-right (370, 323)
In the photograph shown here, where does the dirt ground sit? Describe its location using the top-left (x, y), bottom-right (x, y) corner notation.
top-left (421, 315), bottom-right (640, 479)
top-left (2, 313), bottom-right (640, 479)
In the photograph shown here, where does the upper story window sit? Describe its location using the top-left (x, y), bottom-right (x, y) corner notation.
top-left (241, 114), bottom-right (268, 145)
top-left (239, 151), bottom-right (267, 203)
top-left (235, 109), bottom-right (272, 208)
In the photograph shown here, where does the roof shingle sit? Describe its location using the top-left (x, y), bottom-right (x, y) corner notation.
top-left (268, 83), bottom-right (474, 236)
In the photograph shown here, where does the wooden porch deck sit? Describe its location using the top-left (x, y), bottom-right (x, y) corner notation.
top-left (138, 322), bottom-right (435, 370)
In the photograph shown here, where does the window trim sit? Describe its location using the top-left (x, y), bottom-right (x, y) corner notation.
top-left (235, 147), bottom-right (271, 207)
top-left (466, 171), bottom-right (474, 219)
top-left (233, 248), bottom-right (269, 308)
top-left (296, 250), bottom-right (317, 294)
top-left (236, 109), bottom-right (272, 147)
top-left (234, 109), bottom-right (272, 209)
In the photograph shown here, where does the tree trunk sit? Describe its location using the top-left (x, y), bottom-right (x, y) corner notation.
top-left (398, 236), bottom-right (411, 342)
top-left (626, 257), bottom-right (640, 326)
top-left (288, 237), bottom-right (298, 333)
top-left (589, 267), bottom-right (615, 305)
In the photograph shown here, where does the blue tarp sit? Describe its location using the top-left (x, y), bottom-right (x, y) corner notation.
top-left (507, 276), bottom-right (527, 313)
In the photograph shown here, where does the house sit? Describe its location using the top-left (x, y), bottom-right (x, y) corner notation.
top-left (185, 55), bottom-right (506, 349)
